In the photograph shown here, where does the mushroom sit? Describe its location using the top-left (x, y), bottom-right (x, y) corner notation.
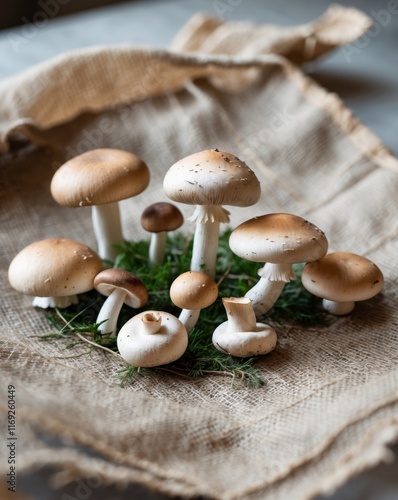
top-left (163, 149), bottom-right (260, 278)
top-left (229, 213), bottom-right (328, 318)
top-left (117, 311), bottom-right (188, 367)
top-left (51, 149), bottom-right (150, 262)
top-left (212, 297), bottom-right (277, 357)
top-left (301, 251), bottom-right (384, 315)
top-left (8, 238), bottom-right (103, 308)
top-left (94, 269), bottom-right (148, 335)
top-left (141, 202), bottom-right (184, 265)
top-left (169, 271), bottom-right (218, 333)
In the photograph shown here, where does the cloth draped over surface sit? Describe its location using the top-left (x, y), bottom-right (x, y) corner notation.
top-left (1, 5), bottom-right (398, 500)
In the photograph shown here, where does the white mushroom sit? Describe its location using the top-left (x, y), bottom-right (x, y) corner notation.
top-left (301, 251), bottom-right (384, 315)
top-left (169, 271), bottom-right (218, 333)
top-left (163, 149), bottom-right (260, 277)
top-left (141, 202), bottom-right (184, 265)
top-left (229, 213), bottom-right (328, 318)
top-left (8, 238), bottom-right (103, 308)
top-left (51, 149), bottom-right (150, 262)
top-left (117, 311), bottom-right (188, 367)
top-left (212, 297), bottom-right (277, 357)
top-left (94, 269), bottom-right (148, 335)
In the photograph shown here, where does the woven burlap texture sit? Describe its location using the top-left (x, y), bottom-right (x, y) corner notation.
top-left (1, 5), bottom-right (398, 500)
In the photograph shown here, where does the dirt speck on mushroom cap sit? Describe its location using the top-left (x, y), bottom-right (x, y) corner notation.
top-left (163, 149), bottom-right (261, 207)
top-left (230, 213), bottom-right (328, 264)
top-left (8, 238), bottom-right (103, 297)
top-left (302, 251), bottom-right (384, 302)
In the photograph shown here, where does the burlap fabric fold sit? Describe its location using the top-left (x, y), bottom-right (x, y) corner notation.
top-left (1, 5), bottom-right (398, 500)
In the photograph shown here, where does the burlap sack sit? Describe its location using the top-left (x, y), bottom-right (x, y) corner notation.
top-left (1, 5), bottom-right (397, 499)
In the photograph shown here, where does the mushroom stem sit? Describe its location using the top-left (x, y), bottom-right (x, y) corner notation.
top-left (32, 295), bottom-right (79, 309)
top-left (92, 203), bottom-right (124, 262)
top-left (139, 312), bottom-right (162, 334)
top-left (222, 297), bottom-right (257, 332)
top-left (97, 288), bottom-right (127, 335)
top-left (245, 263), bottom-right (296, 318)
top-left (148, 232), bottom-right (166, 266)
top-left (178, 309), bottom-right (200, 334)
top-left (189, 205), bottom-right (230, 278)
top-left (191, 221), bottom-right (219, 277)
top-left (322, 299), bottom-right (355, 315)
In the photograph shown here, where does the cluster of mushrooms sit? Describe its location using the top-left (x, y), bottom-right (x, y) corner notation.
top-left (8, 148), bottom-right (385, 368)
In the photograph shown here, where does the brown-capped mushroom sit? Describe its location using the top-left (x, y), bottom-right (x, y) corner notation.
top-left (301, 251), bottom-right (384, 315)
top-left (229, 213), bottom-right (328, 318)
top-left (169, 271), bottom-right (218, 333)
top-left (117, 311), bottom-right (188, 367)
top-left (141, 202), bottom-right (184, 265)
top-left (8, 238), bottom-right (103, 308)
top-left (51, 149), bottom-right (150, 262)
top-left (163, 149), bottom-right (260, 277)
top-left (94, 269), bottom-right (148, 335)
top-left (213, 297), bottom-right (277, 357)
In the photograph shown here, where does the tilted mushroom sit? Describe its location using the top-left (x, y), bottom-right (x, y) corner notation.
top-left (117, 311), bottom-right (188, 367)
top-left (141, 202), bottom-right (184, 265)
top-left (169, 271), bottom-right (218, 333)
top-left (8, 238), bottom-right (103, 308)
top-left (94, 269), bottom-right (148, 335)
top-left (212, 297), bottom-right (277, 357)
top-left (163, 149), bottom-right (260, 278)
top-left (301, 251), bottom-right (384, 315)
top-left (229, 213), bottom-right (328, 318)
top-left (51, 149), bottom-right (150, 262)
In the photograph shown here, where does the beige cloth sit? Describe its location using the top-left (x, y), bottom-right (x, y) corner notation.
top-left (1, 5), bottom-right (398, 500)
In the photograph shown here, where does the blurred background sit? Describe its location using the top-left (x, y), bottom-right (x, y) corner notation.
top-left (2, 0), bottom-right (131, 29)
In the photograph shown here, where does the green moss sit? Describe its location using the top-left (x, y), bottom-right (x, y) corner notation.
top-left (44, 231), bottom-right (325, 388)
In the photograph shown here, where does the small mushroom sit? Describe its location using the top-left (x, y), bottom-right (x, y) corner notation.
top-left (169, 271), bottom-right (218, 333)
top-left (51, 149), bottom-right (150, 262)
top-left (141, 202), bottom-right (184, 265)
top-left (94, 269), bottom-right (148, 335)
top-left (117, 311), bottom-right (188, 367)
top-left (301, 251), bottom-right (384, 315)
top-left (212, 297), bottom-right (277, 357)
top-left (229, 213), bottom-right (328, 318)
top-left (8, 238), bottom-right (103, 308)
top-left (163, 149), bottom-right (260, 277)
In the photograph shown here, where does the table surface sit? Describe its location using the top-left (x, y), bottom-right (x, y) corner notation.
top-left (1, 1), bottom-right (397, 499)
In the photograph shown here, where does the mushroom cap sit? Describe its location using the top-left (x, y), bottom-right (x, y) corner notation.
top-left (94, 269), bottom-right (148, 308)
top-left (141, 202), bottom-right (184, 233)
top-left (117, 311), bottom-right (188, 367)
top-left (213, 322), bottom-right (277, 358)
top-left (301, 251), bottom-right (384, 303)
top-left (51, 149), bottom-right (150, 207)
top-left (163, 149), bottom-right (261, 207)
top-left (170, 271), bottom-right (218, 310)
top-left (229, 213), bottom-right (328, 264)
top-left (8, 238), bottom-right (103, 297)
